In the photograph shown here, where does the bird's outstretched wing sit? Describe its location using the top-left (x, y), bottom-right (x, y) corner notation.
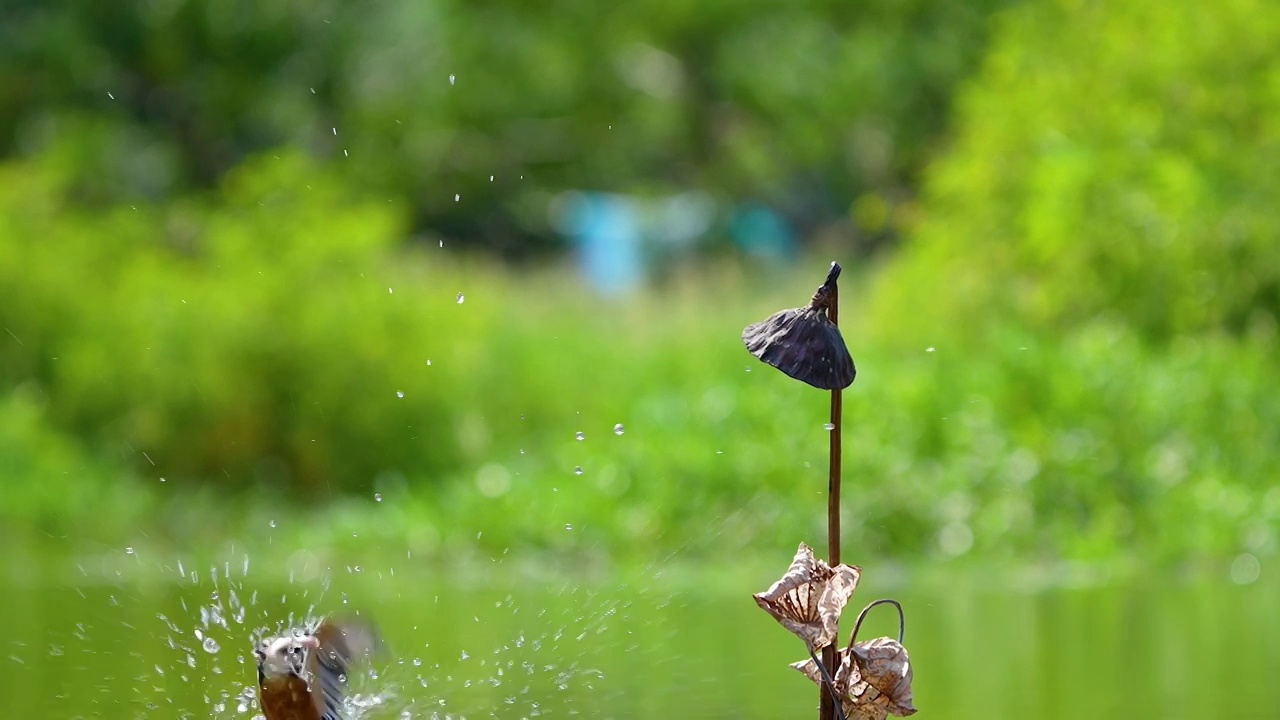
top-left (307, 617), bottom-right (381, 719)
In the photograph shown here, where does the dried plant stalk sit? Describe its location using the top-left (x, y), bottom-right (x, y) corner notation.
top-left (742, 262), bottom-right (860, 720)
top-left (823, 273), bottom-right (844, 720)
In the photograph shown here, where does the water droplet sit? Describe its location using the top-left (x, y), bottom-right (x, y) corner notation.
top-left (456, 292), bottom-right (465, 304)
top-left (1231, 553), bottom-right (1262, 585)
top-left (448, 74), bottom-right (456, 85)
top-left (388, 287), bottom-right (394, 294)
top-left (745, 366), bottom-right (752, 372)
top-left (613, 423), bottom-right (624, 435)
top-left (574, 431), bottom-right (584, 441)
top-left (159, 477), bottom-right (166, 483)
top-left (426, 359), bottom-right (433, 366)
top-left (573, 466), bottom-right (583, 475)
top-left (202, 637), bottom-right (220, 654)
top-left (124, 547), bottom-right (135, 555)
top-left (268, 519), bottom-right (277, 528)
top-left (926, 347), bottom-right (936, 353)
top-left (374, 493), bottom-right (383, 502)
top-left (565, 524), bottom-right (573, 531)
top-left (823, 422), bottom-right (836, 431)
top-left (396, 391), bottom-right (404, 398)
top-left (454, 194), bottom-right (460, 202)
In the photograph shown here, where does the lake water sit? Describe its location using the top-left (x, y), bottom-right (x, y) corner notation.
top-left (2, 544), bottom-right (1276, 719)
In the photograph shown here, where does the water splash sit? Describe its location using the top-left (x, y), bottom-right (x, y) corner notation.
top-left (50, 545), bottom-right (633, 719)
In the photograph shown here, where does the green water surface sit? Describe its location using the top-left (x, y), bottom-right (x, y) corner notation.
top-left (2, 544), bottom-right (1275, 719)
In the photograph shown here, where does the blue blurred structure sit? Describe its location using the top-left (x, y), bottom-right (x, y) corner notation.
top-left (728, 202), bottom-right (797, 260)
top-left (554, 190), bottom-right (716, 294)
top-left (556, 192), bottom-right (644, 295)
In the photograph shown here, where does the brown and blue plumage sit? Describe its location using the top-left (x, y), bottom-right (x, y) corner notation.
top-left (253, 617), bottom-right (379, 720)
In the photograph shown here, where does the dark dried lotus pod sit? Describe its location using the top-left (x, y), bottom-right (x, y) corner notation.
top-left (742, 263), bottom-right (856, 390)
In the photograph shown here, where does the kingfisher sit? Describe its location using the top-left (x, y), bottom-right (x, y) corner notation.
top-left (253, 617), bottom-right (380, 720)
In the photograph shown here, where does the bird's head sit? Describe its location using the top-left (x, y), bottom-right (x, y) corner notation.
top-left (254, 632), bottom-right (320, 679)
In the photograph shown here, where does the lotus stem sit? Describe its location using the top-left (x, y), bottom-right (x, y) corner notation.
top-left (808, 646), bottom-right (847, 720)
top-left (820, 264), bottom-right (842, 720)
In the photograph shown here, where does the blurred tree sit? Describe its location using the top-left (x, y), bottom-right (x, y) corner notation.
top-left (0, 151), bottom-right (461, 493)
top-left (0, 0), bottom-right (1013, 256)
top-left (875, 0), bottom-right (1280, 344)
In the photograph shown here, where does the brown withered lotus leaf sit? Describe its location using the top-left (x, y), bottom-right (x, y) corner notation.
top-left (792, 649), bottom-right (881, 720)
top-left (742, 263), bottom-right (856, 390)
top-left (847, 637), bottom-right (916, 717)
top-left (753, 543), bottom-right (861, 651)
top-left (791, 638), bottom-right (916, 719)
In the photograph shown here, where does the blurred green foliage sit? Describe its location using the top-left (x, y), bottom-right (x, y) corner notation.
top-left (0, 152), bottom-right (425, 491)
top-left (3, 151), bottom-right (1278, 566)
top-left (3, 0), bottom-right (1279, 569)
top-left (0, 388), bottom-right (155, 532)
top-left (876, 0), bottom-right (1280, 343)
top-left (1, 0), bottom-right (1011, 253)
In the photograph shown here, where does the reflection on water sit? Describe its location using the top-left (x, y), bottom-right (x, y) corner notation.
top-left (1, 546), bottom-right (1276, 719)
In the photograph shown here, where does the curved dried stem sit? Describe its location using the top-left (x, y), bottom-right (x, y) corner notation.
top-left (849, 598), bottom-right (906, 647)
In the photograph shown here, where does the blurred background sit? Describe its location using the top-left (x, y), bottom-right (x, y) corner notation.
top-left (2, 0), bottom-right (1279, 717)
